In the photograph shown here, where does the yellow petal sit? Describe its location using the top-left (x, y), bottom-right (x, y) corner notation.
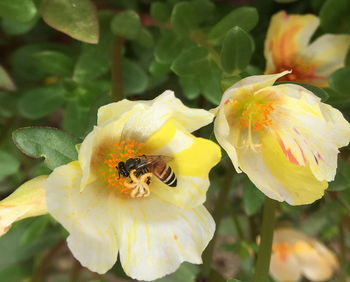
top-left (143, 119), bottom-right (221, 208)
top-left (264, 11), bottom-right (319, 74)
top-left (261, 133), bottom-right (328, 205)
top-left (113, 196), bottom-right (215, 281)
top-left (45, 161), bottom-right (119, 274)
top-left (0, 175), bottom-right (48, 236)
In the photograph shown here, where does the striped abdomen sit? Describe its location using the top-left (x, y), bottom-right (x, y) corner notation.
top-left (152, 163), bottom-right (177, 187)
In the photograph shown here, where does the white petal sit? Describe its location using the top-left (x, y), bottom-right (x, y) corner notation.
top-left (112, 196), bottom-right (215, 281)
top-left (303, 34), bottom-right (350, 76)
top-left (98, 90), bottom-right (214, 132)
top-left (270, 252), bottom-right (301, 282)
top-left (45, 162), bottom-right (118, 274)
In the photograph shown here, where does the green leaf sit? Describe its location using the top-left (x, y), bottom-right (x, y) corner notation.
top-left (110, 10), bottom-right (141, 40)
top-left (0, 264), bottom-right (31, 282)
top-left (329, 67), bottom-right (350, 95)
top-left (0, 66), bottom-right (16, 91)
top-left (123, 58), bottom-right (148, 95)
top-left (276, 81), bottom-right (329, 102)
top-left (41, 0), bottom-right (99, 44)
top-left (0, 0), bottom-right (37, 22)
top-left (171, 47), bottom-right (209, 76)
top-left (150, 2), bottom-right (171, 24)
top-left (220, 26), bottom-right (254, 74)
top-left (208, 7), bottom-right (259, 43)
top-left (227, 279), bottom-right (242, 282)
top-left (135, 28), bottom-right (154, 48)
top-left (179, 76), bottom-right (200, 100)
top-left (0, 150), bottom-right (20, 181)
top-left (243, 178), bottom-right (265, 216)
top-left (149, 61), bottom-right (170, 76)
top-left (20, 215), bottom-right (51, 245)
top-left (73, 11), bottom-right (114, 83)
top-left (2, 17), bottom-right (38, 35)
top-left (155, 31), bottom-right (194, 64)
top-left (13, 127), bottom-right (79, 170)
top-left (320, 0), bottom-right (350, 33)
top-left (32, 50), bottom-right (74, 77)
top-left (63, 100), bottom-right (92, 138)
top-left (0, 219), bottom-right (63, 269)
top-left (199, 61), bottom-right (222, 105)
top-left (18, 84), bottom-right (65, 119)
top-left (171, 0), bottom-right (214, 35)
top-left (221, 75), bottom-right (241, 92)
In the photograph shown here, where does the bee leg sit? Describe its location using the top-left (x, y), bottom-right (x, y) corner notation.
top-left (139, 173), bottom-right (152, 197)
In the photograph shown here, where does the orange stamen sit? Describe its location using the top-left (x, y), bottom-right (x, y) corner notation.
top-left (99, 139), bottom-right (144, 193)
top-left (239, 102), bottom-right (274, 131)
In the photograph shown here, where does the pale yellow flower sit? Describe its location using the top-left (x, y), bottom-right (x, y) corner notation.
top-left (270, 228), bottom-right (339, 282)
top-left (0, 175), bottom-right (48, 236)
top-left (1, 91), bottom-right (221, 281)
top-left (265, 11), bottom-right (350, 87)
top-left (213, 71), bottom-right (350, 205)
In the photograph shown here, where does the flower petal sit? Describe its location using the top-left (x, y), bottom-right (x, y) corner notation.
top-left (98, 90), bottom-right (214, 132)
top-left (113, 196), bottom-right (215, 281)
top-left (218, 71), bottom-right (290, 108)
top-left (261, 133), bottom-right (328, 205)
top-left (270, 84), bottom-right (350, 181)
top-left (264, 11), bottom-right (319, 73)
top-left (0, 175), bottom-right (48, 236)
top-left (142, 120), bottom-right (221, 208)
top-left (303, 34), bottom-right (350, 78)
top-left (270, 252), bottom-right (301, 282)
top-left (295, 241), bottom-right (337, 281)
top-left (45, 161), bottom-right (118, 274)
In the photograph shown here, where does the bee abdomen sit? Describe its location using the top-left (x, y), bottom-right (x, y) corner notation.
top-left (159, 165), bottom-right (177, 187)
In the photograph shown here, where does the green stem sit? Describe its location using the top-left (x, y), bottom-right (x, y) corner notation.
top-left (253, 198), bottom-right (278, 282)
top-left (338, 218), bottom-right (347, 282)
top-left (111, 36), bottom-right (125, 102)
top-left (201, 165), bottom-right (234, 278)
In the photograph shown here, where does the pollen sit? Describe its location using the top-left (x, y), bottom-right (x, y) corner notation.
top-left (99, 139), bottom-right (144, 192)
top-left (239, 102), bottom-right (274, 131)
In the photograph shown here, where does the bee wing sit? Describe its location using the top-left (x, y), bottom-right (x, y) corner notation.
top-left (137, 155), bottom-right (173, 169)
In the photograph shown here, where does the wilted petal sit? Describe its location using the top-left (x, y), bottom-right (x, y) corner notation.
top-left (0, 175), bottom-right (48, 236)
top-left (45, 162), bottom-right (118, 274)
top-left (113, 196), bottom-right (215, 281)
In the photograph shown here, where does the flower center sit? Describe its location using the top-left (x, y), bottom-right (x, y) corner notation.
top-left (100, 139), bottom-right (152, 198)
top-left (240, 102), bottom-right (274, 132)
top-left (238, 101), bottom-right (274, 152)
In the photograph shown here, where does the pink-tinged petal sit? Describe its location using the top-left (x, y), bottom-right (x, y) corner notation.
top-left (269, 84), bottom-right (350, 182)
top-left (45, 162), bottom-right (119, 274)
top-left (265, 11), bottom-right (319, 74)
top-left (112, 196), bottom-right (215, 281)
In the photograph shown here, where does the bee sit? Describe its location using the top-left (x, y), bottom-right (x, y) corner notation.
top-left (117, 155), bottom-right (177, 187)
top-left (116, 155), bottom-right (176, 198)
